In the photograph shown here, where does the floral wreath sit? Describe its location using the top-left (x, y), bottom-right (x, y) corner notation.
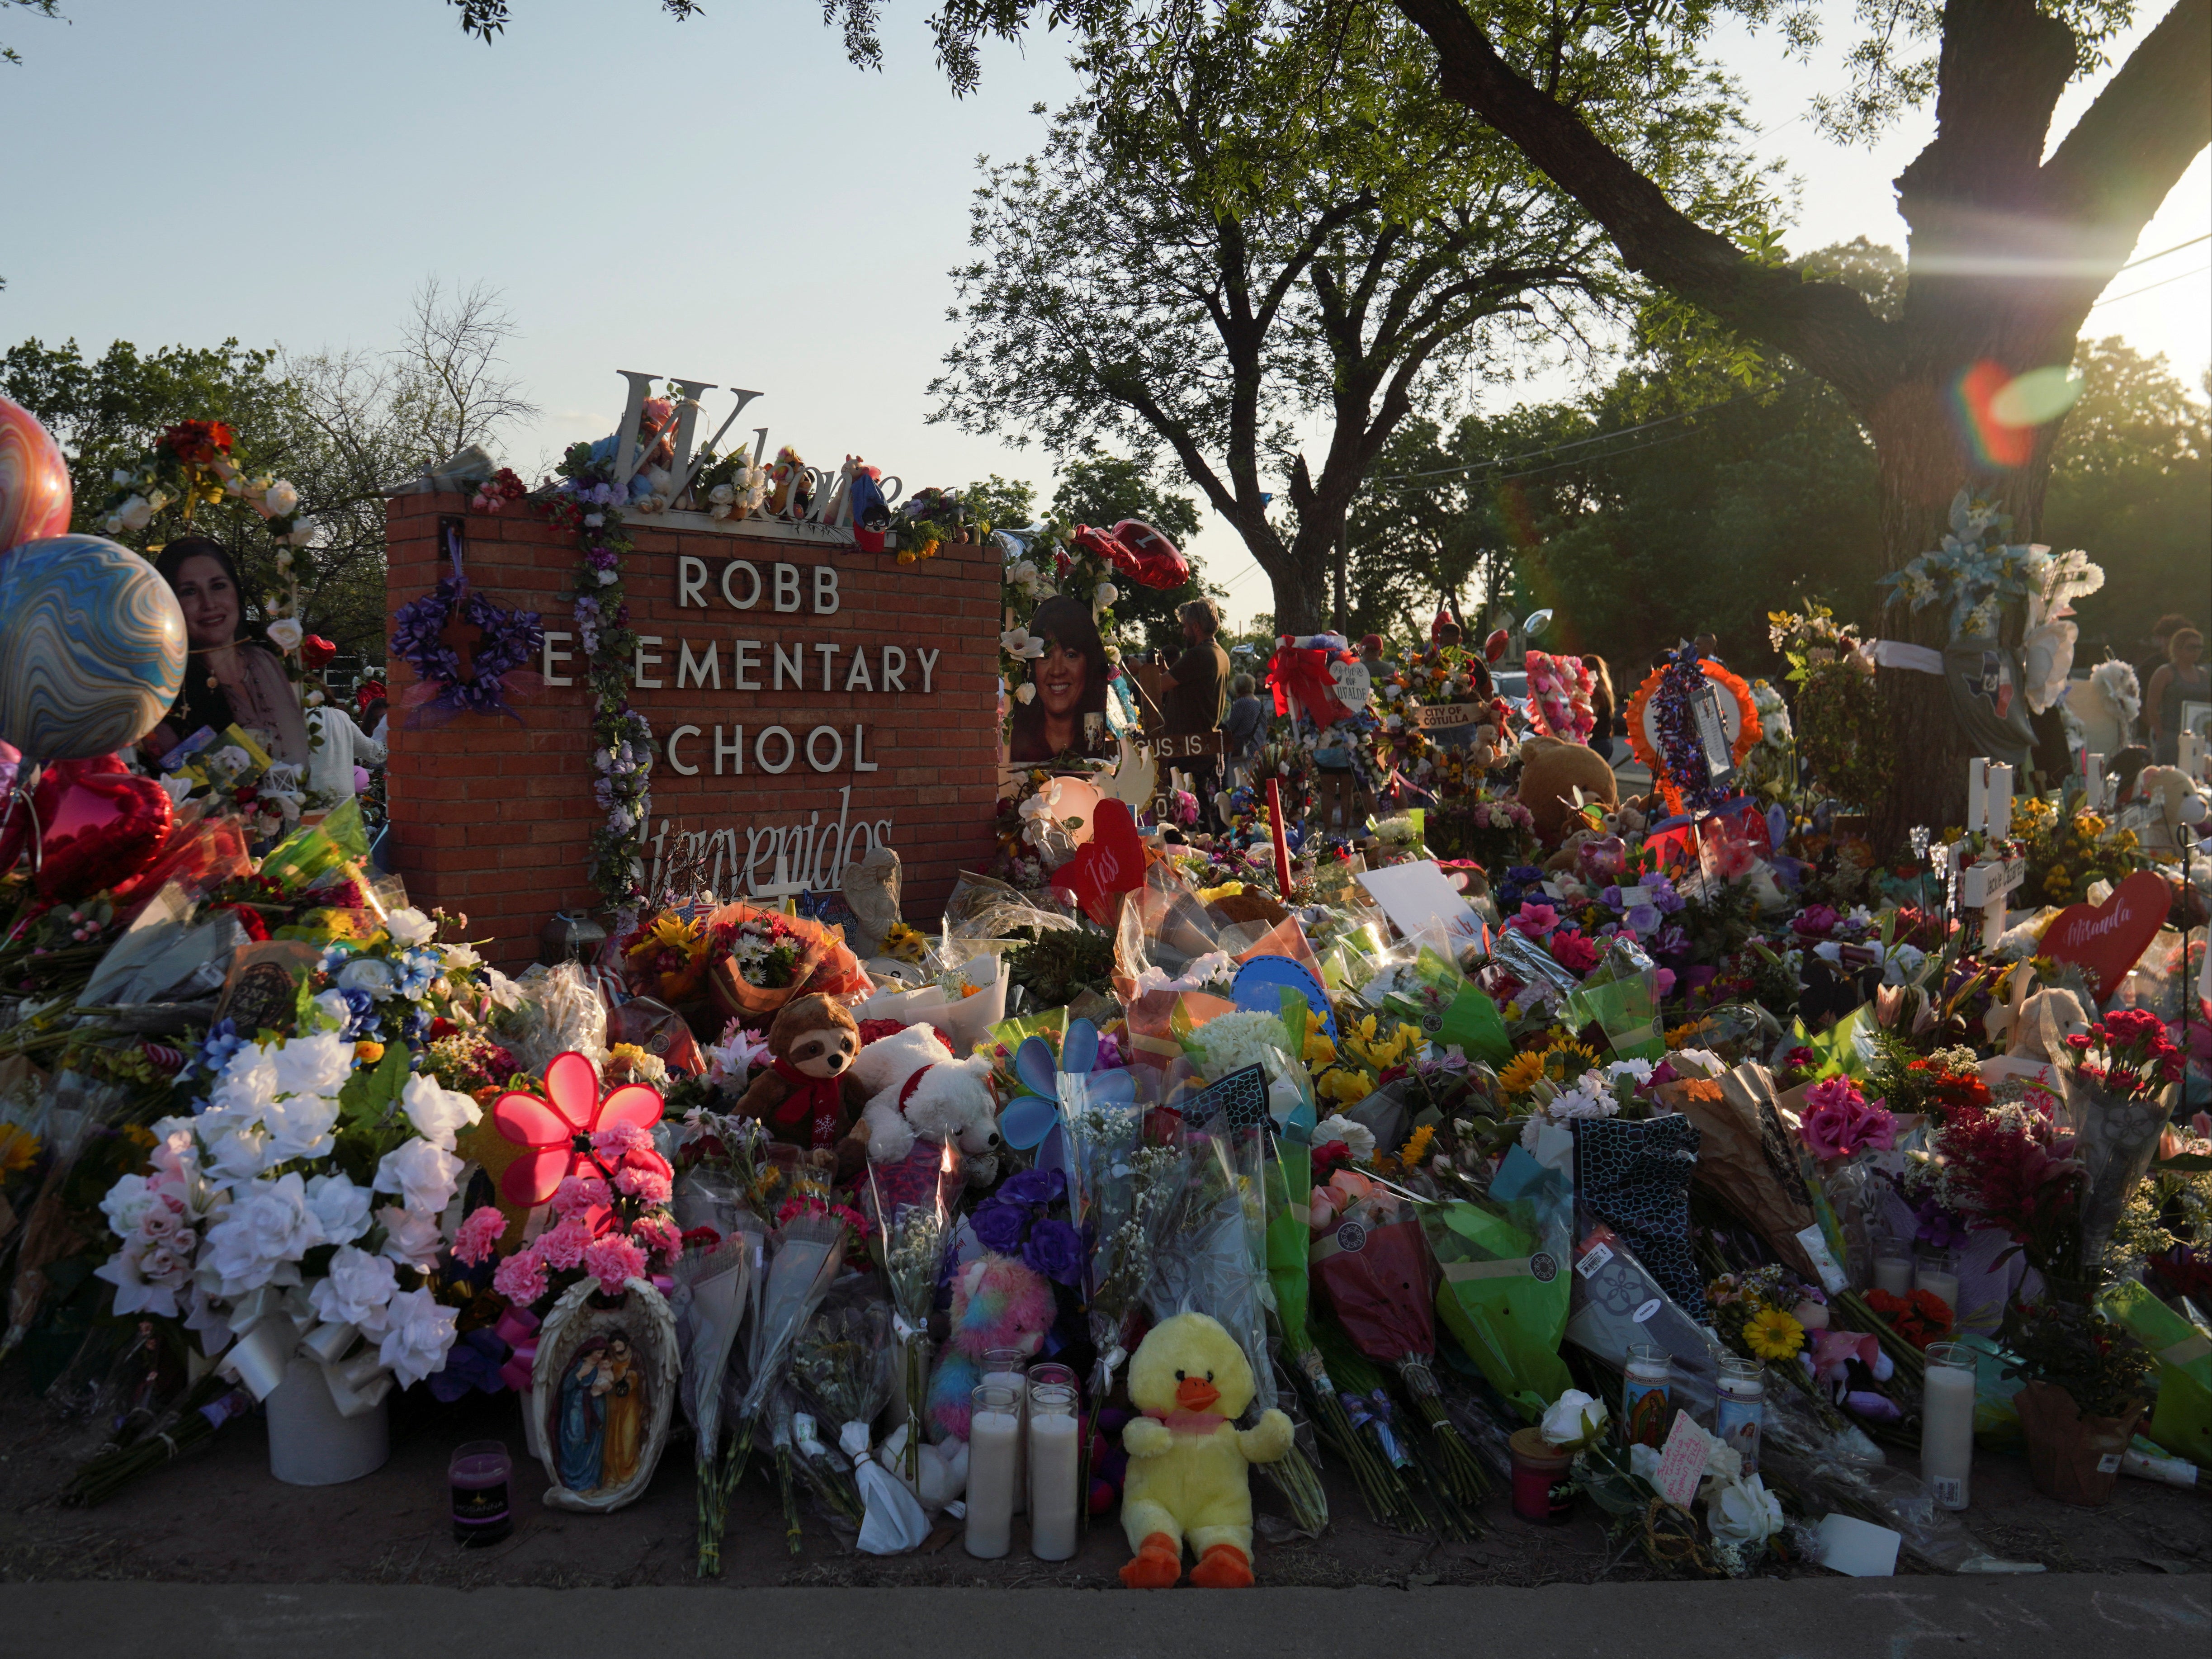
top-left (1625, 647), bottom-right (1762, 816)
top-left (1523, 649), bottom-right (1596, 743)
top-left (388, 519), bottom-right (545, 729)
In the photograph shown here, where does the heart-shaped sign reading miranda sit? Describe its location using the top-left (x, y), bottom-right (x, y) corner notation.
top-left (2038, 869), bottom-right (2170, 995)
top-left (1050, 796), bottom-right (1147, 925)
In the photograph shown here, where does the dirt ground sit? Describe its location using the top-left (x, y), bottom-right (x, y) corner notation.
top-left (0, 1376), bottom-right (2203, 1590)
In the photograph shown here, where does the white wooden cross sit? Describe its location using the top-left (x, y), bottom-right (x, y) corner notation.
top-left (1955, 757), bottom-right (2025, 950)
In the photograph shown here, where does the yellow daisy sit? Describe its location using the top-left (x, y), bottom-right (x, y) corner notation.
top-left (0, 1125), bottom-right (40, 1177)
top-left (1744, 1307), bottom-right (1805, 1361)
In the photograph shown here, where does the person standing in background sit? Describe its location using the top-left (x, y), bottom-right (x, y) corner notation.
top-left (304, 689), bottom-right (386, 808)
top-left (1583, 653), bottom-right (1620, 762)
top-left (1159, 599), bottom-right (1231, 824)
top-left (2146, 627), bottom-right (2207, 766)
top-left (1220, 671), bottom-right (1266, 788)
top-left (2135, 614), bottom-right (2191, 703)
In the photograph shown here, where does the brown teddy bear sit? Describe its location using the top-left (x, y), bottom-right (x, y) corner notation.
top-left (1514, 734), bottom-right (1618, 846)
top-left (734, 993), bottom-right (870, 1181)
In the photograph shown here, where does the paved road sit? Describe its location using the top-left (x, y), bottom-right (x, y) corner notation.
top-left (0, 1575), bottom-right (2203, 1659)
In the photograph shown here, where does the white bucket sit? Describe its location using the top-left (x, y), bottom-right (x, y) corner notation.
top-left (265, 1357), bottom-right (390, 1486)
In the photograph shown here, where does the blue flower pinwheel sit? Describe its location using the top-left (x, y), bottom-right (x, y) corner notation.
top-left (997, 1016), bottom-right (1138, 1151)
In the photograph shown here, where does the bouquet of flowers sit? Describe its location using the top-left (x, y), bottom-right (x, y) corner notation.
top-left (793, 1291), bottom-right (928, 1551)
top-left (2059, 1009), bottom-right (2183, 1270)
top-left (700, 1199), bottom-right (855, 1574)
top-left (1309, 1170), bottom-right (1490, 1503)
top-left (870, 1162), bottom-right (958, 1483)
top-left (701, 901), bottom-right (869, 1026)
top-left (1061, 1082), bottom-right (1186, 1399)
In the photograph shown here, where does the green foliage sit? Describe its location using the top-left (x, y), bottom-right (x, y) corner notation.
top-left (1, 0), bottom-right (58, 69)
top-left (960, 473), bottom-right (1037, 532)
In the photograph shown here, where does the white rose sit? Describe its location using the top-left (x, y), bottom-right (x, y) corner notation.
top-left (374, 1138), bottom-right (463, 1216)
top-left (117, 495), bottom-right (154, 533)
top-left (377, 1286), bottom-right (458, 1388)
top-left (308, 1245), bottom-right (398, 1335)
top-left (1014, 682), bottom-right (1036, 704)
top-left (440, 941), bottom-right (484, 973)
top-left (261, 1092), bottom-right (340, 1165)
top-left (376, 1204), bottom-right (445, 1271)
top-left (263, 480), bottom-right (300, 518)
top-left (400, 1071), bottom-right (481, 1152)
top-left (385, 907), bottom-right (437, 949)
top-left (1540, 1389), bottom-right (1608, 1449)
top-left (266, 617), bottom-right (304, 652)
top-left (338, 956), bottom-right (396, 1000)
top-left (288, 518), bottom-right (317, 548)
top-left (269, 1030), bottom-right (355, 1099)
top-left (1707, 1474), bottom-right (1784, 1545)
top-left (304, 1172), bottom-right (373, 1246)
top-left (1094, 581), bottom-right (1120, 608)
top-left (200, 1172), bottom-right (321, 1299)
top-left (100, 1173), bottom-right (159, 1239)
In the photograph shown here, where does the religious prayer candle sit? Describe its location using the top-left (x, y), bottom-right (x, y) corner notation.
top-left (1716, 1357), bottom-right (1765, 1476)
top-left (1921, 1342), bottom-right (1977, 1509)
top-left (449, 1440), bottom-right (513, 1547)
top-left (1026, 1382), bottom-right (1082, 1560)
top-left (982, 1348), bottom-right (1030, 1514)
top-left (965, 1384), bottom-right (1021, 1560)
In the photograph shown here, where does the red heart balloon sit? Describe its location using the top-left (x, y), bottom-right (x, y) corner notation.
top-left (1051, 798), bottom-right (1149, 925)
top-left (0, 755), bottom-right (126, 874)
top-left (28, 765), bottom-right (175, 903)
top-left (2040, 869), bottom-right (2171, 997)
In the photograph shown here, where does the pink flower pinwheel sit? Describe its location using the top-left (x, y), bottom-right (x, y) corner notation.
top-left (490, 1050), bottom-right (663, 1208)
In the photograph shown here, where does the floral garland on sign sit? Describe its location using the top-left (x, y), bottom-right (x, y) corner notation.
top-left (1625, 646), bottom-right (1763, 817)
top-left (549, 443), bottom-right (653, 904)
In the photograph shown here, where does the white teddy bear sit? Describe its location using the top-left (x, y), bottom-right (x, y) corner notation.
top-left (848, 1024), bottom-right (1003, 1184)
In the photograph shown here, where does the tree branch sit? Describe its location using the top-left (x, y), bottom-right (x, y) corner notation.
top-left (2042, 0), bottom-right (2212, 235)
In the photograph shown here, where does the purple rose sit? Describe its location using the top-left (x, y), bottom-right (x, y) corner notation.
top-left (1021, 1218), bottom-right (1084, 1285)
top-left (971, 1200), bottom-right (1030, 1256)
top-left (997, 1167), bottom-right (1067, 1208)
top-left (1792, 904), bottom-right (1840, 940)
top-left (1625, 903), bottom-right (1661, 935)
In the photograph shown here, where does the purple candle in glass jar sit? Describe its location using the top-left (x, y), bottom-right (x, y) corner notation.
top-left (450, 1440), bottom-right (513, 1547)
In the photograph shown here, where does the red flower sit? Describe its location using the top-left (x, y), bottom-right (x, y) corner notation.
top-left (219, 902), bottom-right (269, 943)
top-left (156, 419), bottom-right (234, 464)
top-left (490, 1050), bottom-right (664, 1207)
top-left (300, 635), bottom-right (336, 669)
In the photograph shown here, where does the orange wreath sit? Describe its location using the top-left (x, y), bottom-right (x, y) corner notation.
top-left (1624, 658), bottom-right (1763, 817)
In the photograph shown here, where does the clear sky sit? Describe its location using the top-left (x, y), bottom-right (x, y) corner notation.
top-left (2, 0), bottom-right (2204, 632)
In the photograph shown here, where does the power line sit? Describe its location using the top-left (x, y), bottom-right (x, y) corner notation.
top-left (2119, 232), bottom-right (2210, 272)
top-left (2091, 261), bottom-right (2210, 309)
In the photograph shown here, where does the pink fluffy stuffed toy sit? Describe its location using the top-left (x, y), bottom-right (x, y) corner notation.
top-left (926, 1253), bottom-right (1056, 1442)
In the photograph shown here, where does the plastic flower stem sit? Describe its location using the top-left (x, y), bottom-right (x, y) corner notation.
top-left (775, 1444), bottom-right (805, 1555)
top-left (1257, 1438), bottom-right (1331, 1536)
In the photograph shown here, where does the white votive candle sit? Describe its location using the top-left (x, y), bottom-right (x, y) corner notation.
top-left (1921, 1342), bottom-right (1976, 1509)
top-left (1873, 1256), bottom-right (1914, 1297)
top-left (982, 1350), bottom-right (1030, 1514)
top-left (1027, 1382), bottom-right (1082, 1561)
top-left (965, 1384), bottom-right (1021, 1559)
top-left (1914, 1255), bottom-right (1961, 1325)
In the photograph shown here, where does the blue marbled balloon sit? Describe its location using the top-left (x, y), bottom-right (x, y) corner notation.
top-left (0, 534), bottom-right (187, 761)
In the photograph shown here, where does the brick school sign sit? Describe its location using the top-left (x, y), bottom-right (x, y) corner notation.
top-left (384, 473), bottom-right (1000, 969)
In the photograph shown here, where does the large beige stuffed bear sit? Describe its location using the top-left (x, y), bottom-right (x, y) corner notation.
top-left (1515, 735), bottom-right (1618, 846)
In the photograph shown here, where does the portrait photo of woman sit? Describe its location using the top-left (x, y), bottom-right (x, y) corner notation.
top-left (1007, 594), bottom-right (1110, 764)
top-left (139, 536), bottom-right (311, 767)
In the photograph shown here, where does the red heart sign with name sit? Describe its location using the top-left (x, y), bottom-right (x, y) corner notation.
top-left (2039, 870), bottom-right (2170, 995)
top-left (1051, 798), bottom-right (1147, 925)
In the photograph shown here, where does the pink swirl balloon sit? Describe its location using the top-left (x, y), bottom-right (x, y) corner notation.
top-left (0, 397), bottom-right (72, 556)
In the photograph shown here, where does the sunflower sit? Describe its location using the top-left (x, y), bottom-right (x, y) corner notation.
top-left (0, 1126), bottom-right (42, 1177)
top-left (1496, 1049), bottom-right (1549, 1094)
top-left (1744, 1306), bottom-right (1806, 1361)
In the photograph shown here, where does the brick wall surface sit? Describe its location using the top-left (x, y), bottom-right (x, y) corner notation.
top-left (384, 492), bottom-right (1002, 968)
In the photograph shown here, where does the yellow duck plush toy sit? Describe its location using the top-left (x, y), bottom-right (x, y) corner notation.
top-left (1118, 1312), bottom-right (1294, 1589)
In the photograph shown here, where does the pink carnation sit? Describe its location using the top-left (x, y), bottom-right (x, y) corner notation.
top-left (550, 1174), bottom-right (611, 1218)
top-left (492, 1248), bottom-right (549, 1306)
top-left (535, 1214), bottom-right (596, 1271)
top-left (1548, 929), bottom-right (1600, 974)
top-left (620, 1146), bottom-right (674, 1182)
top-left (1508, 902), bottom-right (1559, 937)
top-left (583, 1234), bottom-right (648, 1295)
top-left (614, 1164), bottom-right (673, 1205)
top-left (454, 1204), bottom-right (507, 1266)
top-left (630, 1212), bottom-right (681, 1262)
top-left (591, 1121), bottom-right (654, 1160)
top-left (1799, 1076), bottom-right (1897, 1161)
